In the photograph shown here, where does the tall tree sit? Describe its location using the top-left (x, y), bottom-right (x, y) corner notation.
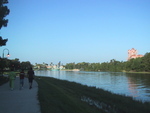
top-left (0, 0), bottom-right (10, 46)
top-left (142, 53), bottom-right (150, 72)
top-left (20, 61), bottom-right (32, 70)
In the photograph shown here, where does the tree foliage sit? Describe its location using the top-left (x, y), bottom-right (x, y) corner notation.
top-left (142, 53), bottom-right (150, 71)
top-left (20, 61), bottom-right (32, 70)
top-left (0, 58), bottom-right (32, 74)
top-left (65, 53), bottom-right (150, 72)
top-left (0, 0), bottom-right (10, 46)
top-left (0, 36), bottom-right (7, 46)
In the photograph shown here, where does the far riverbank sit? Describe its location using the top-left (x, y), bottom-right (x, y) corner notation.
top-left (62, 69), bottom-right (80, 71)
top-left (63, 69), bottom-right (150, 74)
top-left (125, 71), bottom-right (150, 74)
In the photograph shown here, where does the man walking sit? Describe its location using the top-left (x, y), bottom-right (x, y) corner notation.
top-left (19, 69), bottom-right (25, 90)
top-left (27, 67), bottom-right (35, 89)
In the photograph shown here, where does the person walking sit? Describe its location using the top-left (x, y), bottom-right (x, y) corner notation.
top-left (8, 69), bottom-right (16, 90)
top-left (27, 67), bottom-right (35, 89)
top-left (19, 69), bottom-right (25, 90)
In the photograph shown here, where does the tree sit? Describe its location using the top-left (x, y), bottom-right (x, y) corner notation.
top-left (20, 61), bottom-right (32, 70)
top-left (0, 58), bottom-right (10, 74)
top-left (65, 63), bottom-right (75, 69)
top-left (9, 58), bottom-right (20, 71)
top-left (142, 53), bottom-right (150, 72)
top-left (0, 0), bottom-right (10, 46)
top-left (0, 36), bottom-right (7, 46)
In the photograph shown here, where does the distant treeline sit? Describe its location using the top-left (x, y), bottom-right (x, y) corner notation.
top-left (65, 53), bottom-right (150, 72)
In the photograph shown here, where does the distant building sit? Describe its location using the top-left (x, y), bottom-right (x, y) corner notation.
top-left (128, 48), bottom-right (143, 61)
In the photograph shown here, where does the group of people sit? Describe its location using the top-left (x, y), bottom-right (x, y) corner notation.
top-left (9, 67), bottom-right (35, 90)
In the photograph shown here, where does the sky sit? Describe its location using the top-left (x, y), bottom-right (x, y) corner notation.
top-left (0, 0), bottom-right (150, 65)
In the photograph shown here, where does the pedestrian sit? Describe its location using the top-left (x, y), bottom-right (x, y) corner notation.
top-left (8, 69), bottom-right (16, 90)
top-left (27, 67), bottom-right (34, 89)
top-left (19, 69), bottom-right (25, 90)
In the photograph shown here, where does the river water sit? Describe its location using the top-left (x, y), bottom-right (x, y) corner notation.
top-left (35, 70), bottom-right (150, 102)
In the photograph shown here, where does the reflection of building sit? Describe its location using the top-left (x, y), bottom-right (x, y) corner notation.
top-left (128, 48), bottom-right (143, 61)
top-left (127, 77), bottom-right (138, 97)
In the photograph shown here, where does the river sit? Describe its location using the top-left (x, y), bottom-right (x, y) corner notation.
top-left (35, 70), bottom-right (150, 102)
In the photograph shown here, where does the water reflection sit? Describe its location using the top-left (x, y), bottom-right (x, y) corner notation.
top-left (126, 73), bottom-right (150, 102)
top-left (127, 78), bottom-right (139, 97)
top-left (35, 70), bottom-right (150, 102)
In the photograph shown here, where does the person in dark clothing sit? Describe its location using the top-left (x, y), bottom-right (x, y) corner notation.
top-left (19, 69), bottom-right (25, 90)
top-left (27, 67), bottom-right (35, 89)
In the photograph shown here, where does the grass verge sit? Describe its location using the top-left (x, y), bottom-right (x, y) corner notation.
top-left (0, 76), bottom-right (9, 86)
top-left (35, 76), bottom-right (150, 113)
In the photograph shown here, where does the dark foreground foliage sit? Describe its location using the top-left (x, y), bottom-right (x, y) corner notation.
top-left (0, 76), bottom-right (9, 86)
top-left (36, 76), bottom-right (150, 113)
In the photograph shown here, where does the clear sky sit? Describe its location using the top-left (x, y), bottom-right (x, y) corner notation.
top-left (1, 0), bottom-right (150, 65)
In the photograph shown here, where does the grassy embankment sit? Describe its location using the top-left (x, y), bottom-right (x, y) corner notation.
top-left (35, 76), bottom-right (150, 113)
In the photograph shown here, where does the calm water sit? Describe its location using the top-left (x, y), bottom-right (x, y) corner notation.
top-left (35, 70), bottom-right (150, 102)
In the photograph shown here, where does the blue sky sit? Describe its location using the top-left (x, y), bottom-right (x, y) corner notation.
top-left (1, 0), bottom-right (150, 65)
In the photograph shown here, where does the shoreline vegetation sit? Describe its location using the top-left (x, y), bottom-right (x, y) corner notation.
top-left (35, 76), bottom-right (150, 113)
top-left (62, 69), bottom-right (150, 74)
top-left (65, 53), bottom-right (150, 72)
top-left (125, 71), bottom-right (150, 74)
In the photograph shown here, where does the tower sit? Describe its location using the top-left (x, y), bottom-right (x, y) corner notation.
top-left (128, 48), bottom-right (143, 60)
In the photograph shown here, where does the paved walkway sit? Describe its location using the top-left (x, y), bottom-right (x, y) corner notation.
top-left (0, 76), bottom-right (41, 113)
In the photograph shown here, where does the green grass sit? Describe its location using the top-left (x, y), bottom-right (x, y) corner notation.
top-left (125, 71), bottom-right (150, 74)
top-left (35, 76), bottom-right (150, 113)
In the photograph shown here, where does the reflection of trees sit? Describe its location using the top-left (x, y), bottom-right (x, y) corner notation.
top-left (126, 73), bottom-right (150, 98)
top-left (145, 89), bottom-right (150, 94)
top-left (127, 73), bottom-right (150, 87)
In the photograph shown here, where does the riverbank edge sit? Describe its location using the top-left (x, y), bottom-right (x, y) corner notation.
top-left (125, 71), bottom-right (150, 74)
top-left (35, 76), bottom-right (150, 113)
top-left (62, 69), bottom-right (150, 74)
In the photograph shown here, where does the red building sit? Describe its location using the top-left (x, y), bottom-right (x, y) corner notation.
top-left (128, 48), bottom-right (143, 61)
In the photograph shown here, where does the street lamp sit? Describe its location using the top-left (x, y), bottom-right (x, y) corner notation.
top-left (3, 48), bottom-right (10, 58)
